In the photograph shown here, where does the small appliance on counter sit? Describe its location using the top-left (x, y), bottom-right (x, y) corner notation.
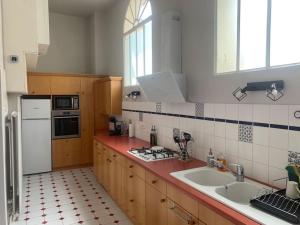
top-left (109, 116), bottom-right (122, 136)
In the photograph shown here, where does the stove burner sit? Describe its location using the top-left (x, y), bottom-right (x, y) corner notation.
top-left (128, 147), bottom-right (178, 162)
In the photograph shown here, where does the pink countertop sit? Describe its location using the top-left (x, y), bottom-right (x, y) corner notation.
top-left (94, 132), bottom-right (260, 225)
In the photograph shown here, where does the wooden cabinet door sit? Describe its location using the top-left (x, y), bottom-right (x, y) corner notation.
top-left (27, 75), bottom-right (51, 95)
top-left (94, 80), bottom-right (108, 131)
top-left (110, 80), bottom-right (122, 115)
top-left (146, 185), bottom-right (167, 225)
top-left (52, 138), bottom-right (81, 169)
top-left (125, 169), bottom-right (146, 225)
top-left (50, 76), bottom-right (81, 95)
top-left (93, 143), bottom-right (98, 178)
top-left (80, 77), bottom-right (95, 165)
top-left (167, 200), bottom-right (202, 225)
top-left (198, 203), bottom-right (234, 225)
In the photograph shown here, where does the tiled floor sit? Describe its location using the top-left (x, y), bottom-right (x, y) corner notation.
top-left (12, 167), bottom-right (133, 225)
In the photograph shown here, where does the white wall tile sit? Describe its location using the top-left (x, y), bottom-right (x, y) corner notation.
top-left (253, 104), bottom-right (270, 123)
top-left (253, 144), bottom-right (269, 165)
top-left (204, 120), bottom-right (214, 135)
top-left (238, 158), bottom-right (253, 177)
top-left (270, 105), bottom-right (288, 125)
top-left (214, 122), bottom-right (225, 138)
top-left (269, 128), bottom-right (289, 150)
top-left (203, 135), bottom-right (214, 149)
top-left (194, 120), bottom-right (204, 133)
top-left (214, 137), bottom-right (226, 154)
top-left (253, 126), bottom-right (269, 146)
top-left (225, 123), bottom-right (238, 141)
top-left (269, 167), bottom-right (287, 189)
top-left (214, 104), bottom-right (226, 119)
top-left (204, 103), bottom-right (215, 118)
top-left (269, 147), bottom-right (288, 170)
top-left (225, 104), bottom-right (238, 120)
top-left (252, 162), bottom-right (269, 183)
top-left (238, 142), bottom-right (253, 161)
top-left (225, 139), bottom-right (238, 157)
top-left (238, 104), bottom-right (253, 122)
top-left (289, 105), bottom-right (300, 127)
top-left (289, 131), bottom-right (300, 152)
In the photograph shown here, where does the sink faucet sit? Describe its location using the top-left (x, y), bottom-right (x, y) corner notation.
top-left (229, 163), bottom-right (244, 182)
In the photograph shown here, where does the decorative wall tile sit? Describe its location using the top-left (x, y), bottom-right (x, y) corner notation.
top-left (195, 103), bottom-right (204, 117)
top-left (288, 151), bottom-right (300, 165)
top-left (156, 102), bottom-right (162, 113)
top-left (238, 124), bottom-right (253, 143)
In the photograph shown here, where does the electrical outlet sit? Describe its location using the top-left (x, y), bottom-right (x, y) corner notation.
top-left (173, 128), bottom-right (180, 138)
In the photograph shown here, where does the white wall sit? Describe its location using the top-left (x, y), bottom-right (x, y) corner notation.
top-left (106, 0), bottom-right (300, 104)
top-left (35, 12), bottom-right (91, 74)
top-left (90, 12), bottom-right (108, 74)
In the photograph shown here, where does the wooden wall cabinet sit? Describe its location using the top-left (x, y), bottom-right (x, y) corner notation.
top-left (50, 76), bottom-right (81, 95)
top-left (27, 75), bottom-right (51, 95)
top-left (94, 77), bottom-right (123, 116)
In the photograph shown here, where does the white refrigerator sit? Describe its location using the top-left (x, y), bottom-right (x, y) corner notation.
top-left (21, 97), bottom-right (52, 175)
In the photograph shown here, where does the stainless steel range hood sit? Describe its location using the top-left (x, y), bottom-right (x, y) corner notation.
top-left (137, 72), bottom-right (186, 103)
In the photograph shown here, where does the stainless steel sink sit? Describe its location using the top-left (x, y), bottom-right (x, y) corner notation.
top-left (215, 182), bottom-right (262, 205)
top-left (183, 168), bottom-right (235, 186)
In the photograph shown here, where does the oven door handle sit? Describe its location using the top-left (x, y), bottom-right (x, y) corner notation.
top-left (53, 116), bottom-right (80, 119)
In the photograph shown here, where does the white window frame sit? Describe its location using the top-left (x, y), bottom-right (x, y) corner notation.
top-left (123, 1), bottom-right (153, 87)
top-left (214, 0), bottom-right (300, 76)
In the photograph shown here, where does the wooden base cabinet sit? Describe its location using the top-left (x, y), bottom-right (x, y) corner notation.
top-left (167, 200), bottom-right (203, 225)
top-left (93, 140), bottom-right (237, 225)
top-left (52, 138), bottom-right (81, 169)
top-left (146, 185), bottom-right (167, 225)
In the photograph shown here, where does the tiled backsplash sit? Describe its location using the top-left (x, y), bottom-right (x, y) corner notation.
top-left (122, 101), bottom-right (300, 188)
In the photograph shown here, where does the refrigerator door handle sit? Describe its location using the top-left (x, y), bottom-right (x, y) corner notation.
top-left (11, 112), bottom-right (20, 220)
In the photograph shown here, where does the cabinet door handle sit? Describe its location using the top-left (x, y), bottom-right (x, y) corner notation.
top-left (152, 180), bottom-right (158, 184)
top-left (113, 154), bottom-right (117, 158)
top-left (169, 201), bottom-right (197, 225)
top-left (129, 165), bottom-right (134, 168)
top-left (130, 199), bottom-right (134, 203)
top-left (129, 175), bottom-right (134, 178)
top-left (160, 199), bottom-right (166, 203)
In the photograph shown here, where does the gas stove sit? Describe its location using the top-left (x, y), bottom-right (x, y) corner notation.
top-left (128, 146), bottom-right (179, 162)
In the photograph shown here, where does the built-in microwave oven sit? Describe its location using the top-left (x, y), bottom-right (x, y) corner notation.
top-left (52, 95), bottom-right (79, 110)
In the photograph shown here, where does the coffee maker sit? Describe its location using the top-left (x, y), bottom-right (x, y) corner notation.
top-left (109, 116), bottom-right (122, 136)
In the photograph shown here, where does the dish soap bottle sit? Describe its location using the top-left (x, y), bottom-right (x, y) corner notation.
top-left (217, 153), bottom-right (227, 171)
top-left (150, 126), bottom-right (157, 147)
top-left (207, 148), bottom-right (215, 167)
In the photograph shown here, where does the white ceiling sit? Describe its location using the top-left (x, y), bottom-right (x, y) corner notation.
top-left (49, 0), bottom-right (117, 17)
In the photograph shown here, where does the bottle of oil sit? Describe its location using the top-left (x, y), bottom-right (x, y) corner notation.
top-left (150, 126), bottom-right (157, 147)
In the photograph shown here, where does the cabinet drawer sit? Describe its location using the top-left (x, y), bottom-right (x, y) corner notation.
top-left (110, 150), bottom-right (125, 166)
top-left (167, 199), bottom-right (204, 225)
top-left (146, 171), bottom-right (167, 194)
top-left (126, 160), bottom-right (145, 180)
top-left (167, 184), bottom-right (198, 218)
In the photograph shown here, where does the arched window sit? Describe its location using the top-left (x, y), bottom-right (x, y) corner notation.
top-left (123, 0), bottom-right (152, 86)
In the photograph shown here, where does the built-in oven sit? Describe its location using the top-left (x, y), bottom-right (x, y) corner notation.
top-left (52, 95), bottom-right (79, 111)
top-left (52, 110), bottom-right (80, 139)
